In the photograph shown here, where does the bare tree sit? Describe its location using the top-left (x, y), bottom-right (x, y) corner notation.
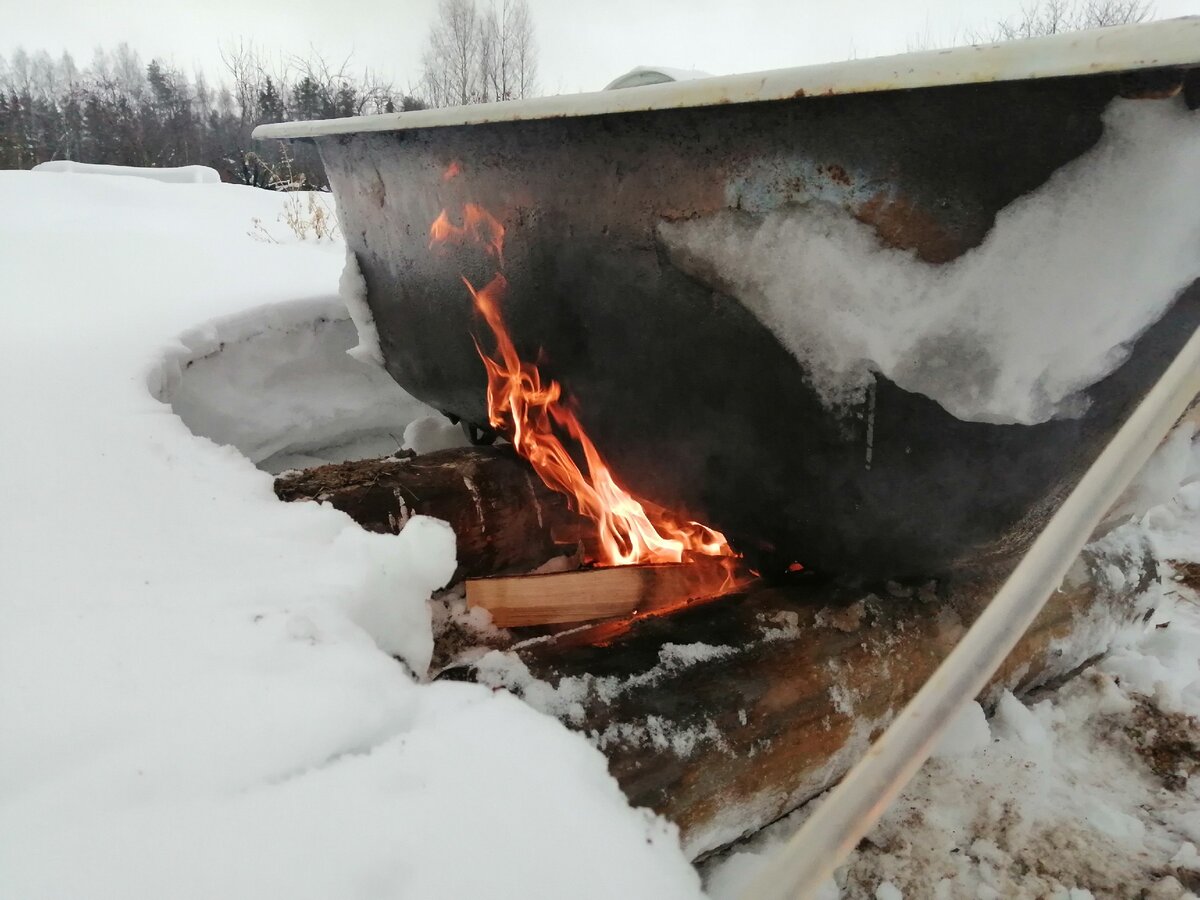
top-left (482, 0), bottom-right (538, 102)
top-left (219, 40), bottom-right (265, 127)
top-left (971, 0), bottom-right (1152, 42)
top-left (505, 0), bottom-right (538, 100)
top-left (421, 0), bottom-right (537, 107)
top-left (421, 0), bottom-right (481, 107)
top-left (111, 43), bottom-right (146, 97)
top-left (1, 39), bottom-right (422, 179)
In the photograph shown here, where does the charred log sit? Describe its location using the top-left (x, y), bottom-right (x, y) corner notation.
top-left (442, 537), bottom-right (1158, 858)
top-left (274, 446), bottom-right (587, 580)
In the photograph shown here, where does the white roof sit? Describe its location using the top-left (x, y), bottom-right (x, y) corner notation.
top-left (254, 17), bottom-right (1200, 140)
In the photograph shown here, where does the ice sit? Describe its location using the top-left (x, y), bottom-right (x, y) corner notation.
top-left (34, 159), bottom-right (221, 183)
top-left (659, 97), bottom-right (1200, 424)
top-left (0, 171), bottom-right (702, 899)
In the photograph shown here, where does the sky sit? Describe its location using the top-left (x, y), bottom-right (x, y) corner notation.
top-left (3, 0), bottom-right (1200, 95)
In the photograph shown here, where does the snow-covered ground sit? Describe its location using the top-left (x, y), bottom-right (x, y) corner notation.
top-left (1, 165), bottom-right (1198, 900)
top-left (0, 171), bottom-right (702, 899)
top-left (706, 470), bottom-right (1200, 899)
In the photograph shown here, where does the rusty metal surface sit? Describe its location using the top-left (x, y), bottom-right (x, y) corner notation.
top-left (311, 72), bottom-right (1199, 577)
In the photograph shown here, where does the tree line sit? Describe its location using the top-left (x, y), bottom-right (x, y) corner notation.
top-left (0, 0), bottom-right (538, 189)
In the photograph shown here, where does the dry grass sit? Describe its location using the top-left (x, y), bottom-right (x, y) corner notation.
top-left (246, 143), bottom-right (341, 243)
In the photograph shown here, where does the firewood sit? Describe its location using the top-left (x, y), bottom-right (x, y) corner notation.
top-left (466, 557), bottom-right (748, 627)
top-left (443, 537), bottom-right (1158, 858)
top-left (274, 446), bottom-right (587, 580)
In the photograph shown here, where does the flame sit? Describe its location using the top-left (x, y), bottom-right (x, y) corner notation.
top-left (430, 202), bottom-right (737, 569)
top-left (442, 160), bottom-right (462, 181)
top-left (430, 203), bottom-right (504, 266)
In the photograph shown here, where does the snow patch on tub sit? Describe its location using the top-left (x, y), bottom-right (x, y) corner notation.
top-left (339, 248), bottom-right (386, 368)
top-left (658, 97), bottom-right (1200, 425)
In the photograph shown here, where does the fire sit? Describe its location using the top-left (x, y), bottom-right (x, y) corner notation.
top-left (429, 200), bottom-right (736, 569)
top-left (429, 203), bottom-right (505, 266)
top-left (442, 160), bottom-right (462, 181)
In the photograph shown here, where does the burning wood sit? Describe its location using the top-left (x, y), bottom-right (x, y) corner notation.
top-left (466, 556), bottom-right (750, 627)
top-left (274, 445), bottom-right (750, 626)
top-left (428, 189), bottom-right (737, 572)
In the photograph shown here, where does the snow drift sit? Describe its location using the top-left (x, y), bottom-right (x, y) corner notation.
top-left (0, 170), bottom-right (702, 899)
top-left (34, 160), bottom-right (222, 183)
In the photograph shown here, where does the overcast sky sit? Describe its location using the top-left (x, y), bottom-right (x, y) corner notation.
top-left (4, 0), bottom-right (1200, 94)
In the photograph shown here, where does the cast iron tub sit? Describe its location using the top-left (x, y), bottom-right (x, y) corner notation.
top-left (256, 20), bottom-right (1200, 578)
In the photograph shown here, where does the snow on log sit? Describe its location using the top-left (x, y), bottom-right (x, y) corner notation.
top-left (274, 446), bottom-right (586, 580)
top-left (449, 531), bottom-right (1159, 858)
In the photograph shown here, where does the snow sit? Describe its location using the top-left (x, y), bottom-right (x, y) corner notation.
top-left (6, 144), bottom-right (1200, 898)
top-left (930, 700), bottom-right (990, 760)
top-left (166, 296), bottom-right (435, 472)
top-left (658, 97), bottom-right (1200, 425)
top-left (34, 159), bottom-right (221, 183)
top-left (0, 170), bottom-right (702, 899)
top-left (473, 640), bottom-right (735, 726)
top-left (340, 247), bottom-right (387, 368)
top-left (705, 428), bottom-right (1200, 898)
top-left (1108, 420), bottom-right (1200, 526)
top-left (402, 414), bottom-right (472, 455)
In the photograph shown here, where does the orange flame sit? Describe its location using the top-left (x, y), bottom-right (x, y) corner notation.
top-left (430, 203), bottom-right (504, 266)
top-left (429, 203), bottom-right (736, 569)
top-left (442, 160), bottom-right (462, 181)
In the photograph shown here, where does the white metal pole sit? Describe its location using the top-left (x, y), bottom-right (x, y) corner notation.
top-left (740, 324), bottom-right (1200, 900)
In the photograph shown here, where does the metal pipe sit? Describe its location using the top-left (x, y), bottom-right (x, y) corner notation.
top-left (740, 324), bottom-right (1200, 900)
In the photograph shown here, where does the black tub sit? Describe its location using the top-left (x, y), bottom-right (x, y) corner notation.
top-left (257, 19), bottom-right (1200, 577)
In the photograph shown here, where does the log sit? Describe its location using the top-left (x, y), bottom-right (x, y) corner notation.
top-left (443, 533), bottom-right (1158, 859)
top-left (466, 557), bottom-right (750, 626)
top-left (274, 447), bottom-right (587, 580)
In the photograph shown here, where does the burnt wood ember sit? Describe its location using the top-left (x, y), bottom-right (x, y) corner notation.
top-left (441, 538), bottom-right (1158, 858)
top-left (274, 446), bottom-right (587, 581)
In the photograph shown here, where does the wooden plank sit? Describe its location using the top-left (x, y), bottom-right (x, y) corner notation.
top-left (466, 557), bottom-right (746, 626)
